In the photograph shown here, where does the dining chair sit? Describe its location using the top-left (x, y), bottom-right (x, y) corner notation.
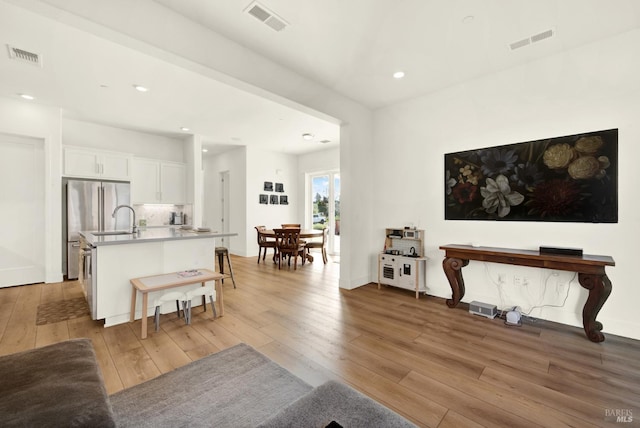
top-left (281, 223), bottom-right (301, 228)
top-left (273, 228), bottom-right (306, 270)
top-left (255, 225), bottom-right (277, 264)
top-left (305, 227), bottom-right (328, 264)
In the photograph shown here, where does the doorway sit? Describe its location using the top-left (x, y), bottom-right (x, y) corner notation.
top-left (0, 133), bottom-right (45, 287)
top-left (309, 171), bottom-right (340, 255)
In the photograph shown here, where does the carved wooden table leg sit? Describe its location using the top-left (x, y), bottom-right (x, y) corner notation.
top-left (442, 257), bottom-right (469, 307)
top-left (578, 272), bottom-right (612, 343)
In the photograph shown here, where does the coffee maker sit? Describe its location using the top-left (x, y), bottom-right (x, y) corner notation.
top-left (170, 211), bottom-right (183, 225)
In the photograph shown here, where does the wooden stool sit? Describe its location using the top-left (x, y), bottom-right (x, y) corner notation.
top-left (215, 247), bottom-right (237, 288)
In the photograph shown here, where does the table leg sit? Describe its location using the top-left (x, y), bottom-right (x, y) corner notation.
top-left (442, 257), bottom-right (469, 307)
top-left (415, 264), bottom-right (419, 299)
top-left (578, 272), bottom-right (612, 342)
top-left (141, 292), bottom-right (148, 339)
top-left (130, 287), bottom-right (137, 323)
top-left (216, 279), bottom-right (224, 317)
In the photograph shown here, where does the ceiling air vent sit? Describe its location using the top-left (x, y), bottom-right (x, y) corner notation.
top-left (244, 1), bottom-right (288, 32)
top-left (509, 28), bottom-right (555, 51)
top-left (509, 38), bottom-right (530, 51)
top-left (6, 44), bottom-right (42, 67)
top-left (531, 29), bottom-right (554, 43)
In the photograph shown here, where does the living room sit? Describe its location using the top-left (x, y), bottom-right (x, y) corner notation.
top-left (1, 1), bottom-right (639, 426)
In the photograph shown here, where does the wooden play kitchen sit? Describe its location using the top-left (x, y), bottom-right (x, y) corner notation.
top-left (378, 227), bottom-right (428, 298)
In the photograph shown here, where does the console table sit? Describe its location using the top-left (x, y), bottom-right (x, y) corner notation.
top-left (439, 244), bottom-right (615, 342)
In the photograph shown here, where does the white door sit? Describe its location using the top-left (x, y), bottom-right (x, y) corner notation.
top-left (0, 133), bottom-right (45, 287)
top-left (220, 171), bottom-right (230, 247)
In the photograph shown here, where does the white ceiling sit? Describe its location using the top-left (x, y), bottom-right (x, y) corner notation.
top-left (2, 0), bottom-right (640, 155)
top-left (0, 0), bottom-right (340, 156)
top-left (155, 0), bottom-right (640, 108)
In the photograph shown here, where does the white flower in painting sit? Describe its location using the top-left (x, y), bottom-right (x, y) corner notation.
top-left (480, 174), bottom-right (524, 217)
top-left (446, 170), bottom-right (457, 195)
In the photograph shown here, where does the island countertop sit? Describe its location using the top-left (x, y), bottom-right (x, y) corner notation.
top-left (80, 227), bottom-right (237, 247)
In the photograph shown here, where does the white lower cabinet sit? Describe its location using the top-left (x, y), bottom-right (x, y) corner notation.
top-left (378, 253), bottom-right (427, 298)
top-left (132, 158), bottom-right (186, 204)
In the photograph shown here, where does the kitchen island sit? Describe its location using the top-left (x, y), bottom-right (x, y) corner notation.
top-left (79, 227), bottom-right (236, 327)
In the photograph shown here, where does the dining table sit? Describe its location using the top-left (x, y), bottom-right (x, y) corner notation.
top-left (261, 229), bottom-right (324, 263)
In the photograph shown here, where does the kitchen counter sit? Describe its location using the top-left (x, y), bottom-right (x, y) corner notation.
top-left (80, 227), bottom-right (236, 247)
top-left (78, 227), bottom-right (236, 327)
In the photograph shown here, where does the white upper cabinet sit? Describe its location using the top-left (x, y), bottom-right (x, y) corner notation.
top-left (132, 158), bottom-right (160, 203)
top-left (63, 146), bottom-right (132, 180)
top-left (160, 162), bottom-right (187, 204)
top-left (132, 158), bottom-right (186, 204)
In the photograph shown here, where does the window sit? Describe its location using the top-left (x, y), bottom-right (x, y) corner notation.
top-left (309, 171), bottom-right (340, 255)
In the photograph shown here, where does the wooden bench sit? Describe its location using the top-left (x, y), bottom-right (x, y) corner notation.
top-left (130, 269), bottom-right (224, 339)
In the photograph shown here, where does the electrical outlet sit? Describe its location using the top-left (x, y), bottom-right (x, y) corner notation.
top-left (522, 276), bottom-right (529, 287)
top-left (513, 275), bottom-right (522, 287)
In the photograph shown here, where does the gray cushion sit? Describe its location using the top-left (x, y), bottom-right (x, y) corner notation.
top-left (0, 338), bottom-right (115, 427)
top-left (257, 380), bottom-right (417, 428)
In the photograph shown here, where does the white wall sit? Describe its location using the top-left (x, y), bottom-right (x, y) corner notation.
top-left (202, 147), bottom-right (247, 254)
top-left (203, 146), bottom-right (334, 257)
top-left (202, 147), bottom-right (299, 258)
top-left (0, 97), bottom-right (62, 283)
top-left (62, 118), bottom-right (185, 162)
top-left (373, 29), bottom-right (640, 340)
top-left (245, 148), bottom-right (298, 252)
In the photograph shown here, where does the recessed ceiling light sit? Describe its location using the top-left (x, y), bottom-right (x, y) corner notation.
top-left (320, 140), bottom-right (331, 144)
top-left (19, 93), bottom-right (35, 100)
top-left (393, 71), bottom-right (405, 79)
top-left (302, 133), bottom-right (314, 140)
top-left (202, 148), bottom-right (209, 153)
top-left (180, 127), bottom-right (190, 131)
top-left (133, 84), bottom-right (149, 92)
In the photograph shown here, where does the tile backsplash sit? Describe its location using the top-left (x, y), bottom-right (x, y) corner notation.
top-left (133, 204), bottom-right (192, 227)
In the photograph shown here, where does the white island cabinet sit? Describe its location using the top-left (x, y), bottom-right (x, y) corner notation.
top-left (79, 228), bottom-right (236, 327)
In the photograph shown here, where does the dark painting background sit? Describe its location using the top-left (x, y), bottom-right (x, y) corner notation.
top-left (444, 129), bottom-right (618, 223)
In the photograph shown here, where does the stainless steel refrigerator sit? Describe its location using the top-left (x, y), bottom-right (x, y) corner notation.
top-left (66, 179), bottom-right (131, 279)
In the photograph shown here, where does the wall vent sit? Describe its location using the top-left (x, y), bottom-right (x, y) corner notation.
top-left (509, 28), bottom-right (555, 51)
top-left (244, 1), bottom-right (288, 32)
top-left (6, 44), bottom-right (42, 67)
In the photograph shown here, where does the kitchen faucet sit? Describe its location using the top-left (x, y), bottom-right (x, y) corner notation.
top-left (112, 205), bottom-right (137, 234)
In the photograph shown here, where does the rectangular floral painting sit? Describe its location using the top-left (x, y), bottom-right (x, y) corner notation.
top-left (444, 129), bottom-right (618, 223)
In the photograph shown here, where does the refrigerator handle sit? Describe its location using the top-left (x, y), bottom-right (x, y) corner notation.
top-left (99, 185), bottom-right (104, 231)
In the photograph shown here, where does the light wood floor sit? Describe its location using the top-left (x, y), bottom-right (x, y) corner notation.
top-left (1, 254), bottom-right (638, 427)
